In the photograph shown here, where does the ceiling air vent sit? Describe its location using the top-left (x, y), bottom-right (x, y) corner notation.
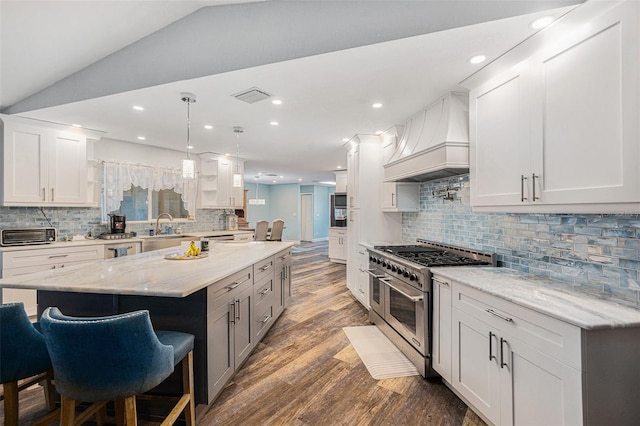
top-left (232, 87), bottom-right (272, 104)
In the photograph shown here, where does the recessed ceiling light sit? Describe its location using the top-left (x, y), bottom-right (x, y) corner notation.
top-left (71, 124), bottom-right (82, 128)
top-left (298, 178), bottom-right (302, 182)
top-left (272, 99), bottom-right (282, 105)
top-left (336, 166), bottom-right (342, 169)
top-left (469, 55), bottom-right (487, 64)
top-left (204, 125), bottom-right (213, 130)
top-left (270, 121), bottom-right (279, 126)
top-left (342, 138), bottom-right (350, 142)
top-left (225, 153), bottom-right (231, 156)
top-left (187, 145), bottom-right (194, 150)
top-left (137, 136), bottom-right (146, 140)
top-left (279, 175), bottom-right (284, 178)
top-left (530, 16), bottom-right (554, 29)
top-left (375, 130), bottom-right (383, 135)
top-left (133, 106), bottom-right (144, 111)
top-left (272, 180), bottom-right (277, 183)
top-left (372, 103), bottom-right (383, 109)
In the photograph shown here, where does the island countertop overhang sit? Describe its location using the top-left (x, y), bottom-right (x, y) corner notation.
top-left (0, 241), bottom-right (295, 297)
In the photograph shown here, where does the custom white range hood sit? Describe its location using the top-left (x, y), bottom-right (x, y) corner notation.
top-left (384, 92), bottom-right (469, 182)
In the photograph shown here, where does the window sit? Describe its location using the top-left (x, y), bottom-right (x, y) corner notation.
top-left (113, 185), bottom-right (189, 222)
top-left (102, 162), bottom-right (197, 223)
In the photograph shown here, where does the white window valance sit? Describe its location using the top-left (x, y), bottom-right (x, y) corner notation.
top-left (103, 161), bottom-right (197, 218)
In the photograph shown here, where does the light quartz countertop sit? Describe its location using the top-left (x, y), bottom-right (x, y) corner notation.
top-left (0, 230), bottom-right (254, 252)
top-left (431, 267), bottom-right (640, 330)
top-left (0, 241), bottom-right (294, 298)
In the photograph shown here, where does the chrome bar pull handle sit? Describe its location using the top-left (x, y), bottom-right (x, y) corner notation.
top-left (520, 175), bottom-right (527, 202)
top-left (43, 188), bottom-right (46, 201)
top-left (489, 332), bottom-right (496, 361)
top-left (500, 337), bottom-right (508, 369)
top-left (532, 173), bottom-right (539, 201)
top-left (486, 308), bottom-right (513, 323)
top-left (229, 302), bottom-right (236, 324)
top-left (433, 279), bottom-right (449, 287)
top-left (51, 188), bottom-right (54, 201)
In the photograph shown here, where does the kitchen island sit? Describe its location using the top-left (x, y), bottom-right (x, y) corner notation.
top-left (0, 241), bottom-right (294, 417)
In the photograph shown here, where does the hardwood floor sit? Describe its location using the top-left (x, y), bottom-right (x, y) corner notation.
top-left (1, 241), bottom-right (485, 426)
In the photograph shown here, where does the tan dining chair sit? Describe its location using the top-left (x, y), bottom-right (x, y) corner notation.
top-left (254, 220), bottom-right (269, 241)
top-left (268, 219), bottom-right (284, 241)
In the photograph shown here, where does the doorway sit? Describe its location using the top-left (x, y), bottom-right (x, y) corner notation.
top-left (301, 193), bottom-right (313, 242)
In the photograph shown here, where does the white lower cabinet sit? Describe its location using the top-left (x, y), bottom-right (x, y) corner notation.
top-left (436, 273), bottom-right (583, 426)
top-left (328, 228), bottom-right (347, 263)
top-left (432, 276), bottom-right (452, 382)
top-left (356, 245), bottom-right (369, 307)
top-left (0, 244), bottom-right (104, 317)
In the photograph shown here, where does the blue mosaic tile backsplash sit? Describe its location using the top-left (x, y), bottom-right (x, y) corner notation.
top-left (402, 175), bottom-right (640, 305)
top-left (0, 207), bottom-right (231, 239)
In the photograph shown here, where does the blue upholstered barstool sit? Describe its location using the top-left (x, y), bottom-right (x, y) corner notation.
top-left (40, 307), bottom-right (195, 426)
top-left (0, 302), bottom-right (58, 426)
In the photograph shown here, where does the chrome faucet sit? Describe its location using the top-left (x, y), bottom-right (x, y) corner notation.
top-left (156, 213), bottom-right (173, 235)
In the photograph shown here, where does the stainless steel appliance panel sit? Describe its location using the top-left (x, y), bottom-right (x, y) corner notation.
top-left (0, 228), bottom-right (56, 246)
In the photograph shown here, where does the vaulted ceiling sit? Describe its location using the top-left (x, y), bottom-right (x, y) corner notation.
top-left (0, 0), bottom-right (582, 184)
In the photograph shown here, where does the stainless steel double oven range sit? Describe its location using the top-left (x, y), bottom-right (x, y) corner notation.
top-left (367, 239), bottom-right (496, 378)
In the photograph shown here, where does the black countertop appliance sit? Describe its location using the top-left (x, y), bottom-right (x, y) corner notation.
top-left (108, 213), bottom-right (126, 234)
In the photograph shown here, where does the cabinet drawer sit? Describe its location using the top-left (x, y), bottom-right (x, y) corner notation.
top-left (254, 303), bottom-right (274, 341)
top-left (254, 275), bottom-right (274, 309)
top-left (452, 281), bottom-right (581, 369)
top-left (207, 266), bottom-right (253, 312)
top-left (254, 256), bottom-right (274, 283)
top-left (2, 245), bottom-right (103, 268)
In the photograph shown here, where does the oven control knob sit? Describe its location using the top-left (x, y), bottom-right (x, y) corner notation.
top-left (387, 263), bottom-right (392, 270)
top-left (376, 258), bottom-right (382, 264)
top-left (403, 270), bottom-right (410, 278)
top-left (409, 273), bottom-right (418, 281)
top-left (381, 260), bottom-right (387, 268)
top-left (391, 265), bottom-right (397, 272)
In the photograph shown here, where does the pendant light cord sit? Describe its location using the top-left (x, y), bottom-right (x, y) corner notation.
top-left (186, 100), bottom-right (191, 160)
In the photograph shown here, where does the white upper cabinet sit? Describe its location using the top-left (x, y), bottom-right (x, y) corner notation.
top-left (346, 142), bottom-right (360, 209)
top-left (1, 118), bottom-right (88, 206)
top-left (198, 155), bottom-right (244, 209)
top-left (382, 182), bottom-right (420, 212)
top-left (334, 170), bottom-right (347, 193)
top-left (469, 1), bottom-right (640, 213)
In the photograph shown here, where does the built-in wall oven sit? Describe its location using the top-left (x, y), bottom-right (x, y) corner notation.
top-left (368, 239), bottom-right (496, 378)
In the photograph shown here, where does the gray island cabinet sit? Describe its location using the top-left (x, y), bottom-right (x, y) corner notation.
top-left (0, 241), bottom-right (293, 416)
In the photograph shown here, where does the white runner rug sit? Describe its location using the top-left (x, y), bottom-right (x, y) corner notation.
top-left (343, 326), bottom-right (419, 380)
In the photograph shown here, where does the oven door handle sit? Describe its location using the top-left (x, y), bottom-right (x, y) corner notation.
top-left (381, 278), bottom-right (424, 302)
top-left (365, 270), bottom-right (386, 279)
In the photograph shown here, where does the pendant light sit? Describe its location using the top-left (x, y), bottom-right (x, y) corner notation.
top-left (232, 126), bottom-right (243, 187)
top-left (249, 175), bottom-right (266, 205)
top-left (181, 92), bottom-right (196, 179)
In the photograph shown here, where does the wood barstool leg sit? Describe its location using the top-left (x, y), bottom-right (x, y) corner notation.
top-left (96, 403), bottom-right (107, 425)
top-left (2, 381), bottom-right (19, 426)
top-left (182, 351), bottom-right (196, 426)
top-left (59, 395), bottom-right (77, 426)
top-left (43, 369), bottom-right (56, 411)
top-left (115, 399), bottom-right (125, 426)
top-left (124, 395), bottom-right (138, 426)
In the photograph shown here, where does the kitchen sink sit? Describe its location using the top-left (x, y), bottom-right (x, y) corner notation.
top-left (141, 235), bottom-right (194, 252)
